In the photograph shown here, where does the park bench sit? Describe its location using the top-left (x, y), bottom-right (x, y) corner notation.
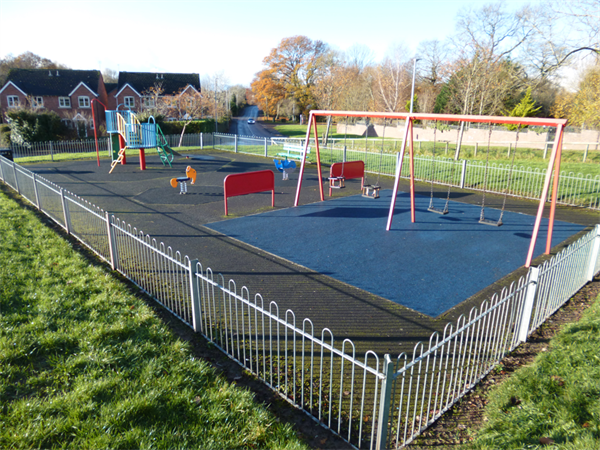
top-left (276, 144), bottom-right (311, 161)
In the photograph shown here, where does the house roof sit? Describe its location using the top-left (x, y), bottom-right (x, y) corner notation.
top-left (117, 72), bottom-right (201, 96)
top-left (104, 82), bottom-right (118, 94)
top-left (3, 68), bottom-right (102, 97)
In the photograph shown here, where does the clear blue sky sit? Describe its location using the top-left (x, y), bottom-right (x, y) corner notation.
top-left (1, 0), bottom-right (538, 86)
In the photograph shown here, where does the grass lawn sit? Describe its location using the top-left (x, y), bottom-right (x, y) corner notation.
top-left (463, 293), bottom-right (600, 449)
top-left (0, 189), bottom-right (307, 449)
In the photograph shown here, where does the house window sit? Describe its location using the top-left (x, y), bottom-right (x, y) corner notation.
top-left (124, 96), bottom-right (135, 108)
top-left (31, 96), bottom-right (44, 108)
top-left (78, 96), bottom-right (90, 108)
top-left (7, 96), bottom-right (19, 107)
top-left (143, 97), bottom-right (155, 108)
top-left (59, 97), bottom-right (71, 108)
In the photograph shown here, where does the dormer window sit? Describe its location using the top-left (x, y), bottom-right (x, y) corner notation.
top-left (59, 97), bottom-right (71, 108)
top-left (7, 96), bottom-right (19, 107)
top-left (78, 96), bottom-right (90, 108)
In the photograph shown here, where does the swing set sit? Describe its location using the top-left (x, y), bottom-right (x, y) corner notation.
top-left (293, 110), bottom-right (569, 268)
top-left (327, 116), bottom-right (386, 199)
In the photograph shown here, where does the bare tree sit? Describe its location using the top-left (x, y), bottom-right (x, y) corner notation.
top-left (102, 68), bottom-right (118, 84)
top-left (446, 2), bottom-right (530, 115)
top-left (344, 44), bottom-right (375, 72)
top-left (416, 40), bottom-right (450, 113)
top-left (519, 0), bottom-right (599, 79)
top-left (373, 43), bottom-right (412, 112)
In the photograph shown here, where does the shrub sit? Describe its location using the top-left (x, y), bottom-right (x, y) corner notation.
top-left (6, 109), bottom-right (67, 146)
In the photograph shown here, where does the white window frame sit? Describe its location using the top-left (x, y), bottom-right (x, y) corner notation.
top-left (59, 97), bottom-right (71, 108)
top-left (124, 96), bottom-right (135, 108)
top-left (78, 96), bottom-right (90, 108)
top-left (143, 97), bottom-right (155, 108)
top-left (7, 95), bottom-right (19, 108)
top-left (31, 96), bottom-right (44, 108)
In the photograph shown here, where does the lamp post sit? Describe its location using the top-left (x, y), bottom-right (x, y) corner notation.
top-left (409, 58), bottom-right (420, 114)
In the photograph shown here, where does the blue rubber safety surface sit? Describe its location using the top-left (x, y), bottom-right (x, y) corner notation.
top-left (206, 190), bottom-right (585, 317)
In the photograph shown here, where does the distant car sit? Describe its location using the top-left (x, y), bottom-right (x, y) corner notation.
top-left (247, 118), bottom-right (255, 124)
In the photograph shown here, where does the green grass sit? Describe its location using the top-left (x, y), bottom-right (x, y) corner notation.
top-left (463, 293), bottom-right (600, 449)
top-left (0, 190), bottom-right (307, 450)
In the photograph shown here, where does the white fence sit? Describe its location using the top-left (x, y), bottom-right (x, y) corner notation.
top-left (5, 132), bottom-right (599, 210)
top-left (1, 154), bottom-right (599, 449)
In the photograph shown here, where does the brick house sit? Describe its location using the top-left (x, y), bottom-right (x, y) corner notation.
top-left (0, 69), bottom-right (109, 136)
top-left (109, 72), bottom-right (201, 116)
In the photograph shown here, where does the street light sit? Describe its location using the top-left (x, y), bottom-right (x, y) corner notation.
top-left (409, 58), bottom-right (420, 114)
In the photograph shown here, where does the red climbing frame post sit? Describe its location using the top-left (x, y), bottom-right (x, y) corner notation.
top-left (223, 170), bottom-right (275, 215)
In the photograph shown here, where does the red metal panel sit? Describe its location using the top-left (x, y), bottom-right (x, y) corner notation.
top-left (330, 160), bottom-right (364, 180)
top-left (224, 170), bottom-right (275, 215)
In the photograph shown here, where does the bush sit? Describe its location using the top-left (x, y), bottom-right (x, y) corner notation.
top-left (6, 109), bottom-right (67, 146)
top-left (0, 124), bottom-right (10, 146)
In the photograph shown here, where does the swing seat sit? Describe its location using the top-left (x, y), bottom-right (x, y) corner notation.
top-left (362, 184), bottom-right (380, 199)
top-left (329, 176), bottom-right (345, 189)
top-left (428, 206), bottom-right (449, 215)
top-left (479, 218), bottom-right (503, 227)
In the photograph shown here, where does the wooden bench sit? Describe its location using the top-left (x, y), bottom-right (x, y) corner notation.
top-left (276, 144), bottom-right (310, 161)
top-left (328, 160), bottom-right (365, 196)
top-left (223, 170), bottom-right (275, 215)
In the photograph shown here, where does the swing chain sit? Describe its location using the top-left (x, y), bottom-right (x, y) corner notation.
top-left (497, 124), bottom-right (521, 224)
top-left (479, 123), bottom-right (494, 220)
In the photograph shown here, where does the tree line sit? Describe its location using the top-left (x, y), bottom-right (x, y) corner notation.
top-left (250, 1), bottom-right (599, 128)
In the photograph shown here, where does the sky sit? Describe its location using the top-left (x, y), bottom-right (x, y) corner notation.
top-left (1, 0), bottom-right (544, 87)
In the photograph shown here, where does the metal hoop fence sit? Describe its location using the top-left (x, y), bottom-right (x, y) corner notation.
top-left (1, 153), bottom-right (599, 449)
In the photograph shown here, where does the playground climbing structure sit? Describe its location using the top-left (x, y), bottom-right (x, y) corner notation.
top-left (105, 109), bottom-right (176, 173)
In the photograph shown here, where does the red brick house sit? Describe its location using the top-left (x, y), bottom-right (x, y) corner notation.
top-left (109, 72), bottom-right (201, 115)
top-left (0, 69), bottom-right (109, 136)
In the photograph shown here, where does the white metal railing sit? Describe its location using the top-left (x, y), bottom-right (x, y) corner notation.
top-left (7, 133), bottom-right (599, 210)
top-left (1, 153), bottom-right (599, 450)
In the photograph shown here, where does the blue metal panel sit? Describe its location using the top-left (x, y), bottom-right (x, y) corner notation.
top-left (141, 123), bottom-right (157, 147)
top-left (105, 111), bottom-right (119, 133)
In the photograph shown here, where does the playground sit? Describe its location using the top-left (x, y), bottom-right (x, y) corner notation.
top-left (22, 139), bottom-right (597, 356)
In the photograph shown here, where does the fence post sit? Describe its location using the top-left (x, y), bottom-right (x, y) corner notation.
top-left (105, 211), bottom-right (118, 271)
top-left (12, 161), bottom-right (20, 194)
top-left (586, 226), bottom-right (600, 282)
top-left (264, 137), bottom-right (268, 157)
top-left (460, 159), bottom-right (467, 188)
top-left (32, 173), bottom-right (41, 209)
top-left (583, 144), bottom-right (589, 163)
top-left (189, 258), bottom-right (202, 332)
top-left (200, 132), bottom-right (203, 149)
top-left (518, 266), bottom-right (540, 343)
top-left (396, 152), bottom-right (401, 177)
top-left (474, 142), bottom-right (478, 157)
top-left (343, 145), bottom-right (347, 162)
top-left (50, 141), bottom-right (54, 162)
top-left (375, 354), bottom-right (394, 450)
top-left (60, 188), bottom-right (71, 235)
top-left (235, 135), bottom-right (238, 153)
top-left (543, 142), bottom-right (548, 159)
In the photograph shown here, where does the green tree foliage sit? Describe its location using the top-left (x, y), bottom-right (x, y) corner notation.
top-left (504, 87), bottom-right (542, 129)
top-left (551, 64), bottom-right (600, 128)
top-left (6, 109), bottom-right (67, 146)
top-left (0, 51), bottom-right (69, 86)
